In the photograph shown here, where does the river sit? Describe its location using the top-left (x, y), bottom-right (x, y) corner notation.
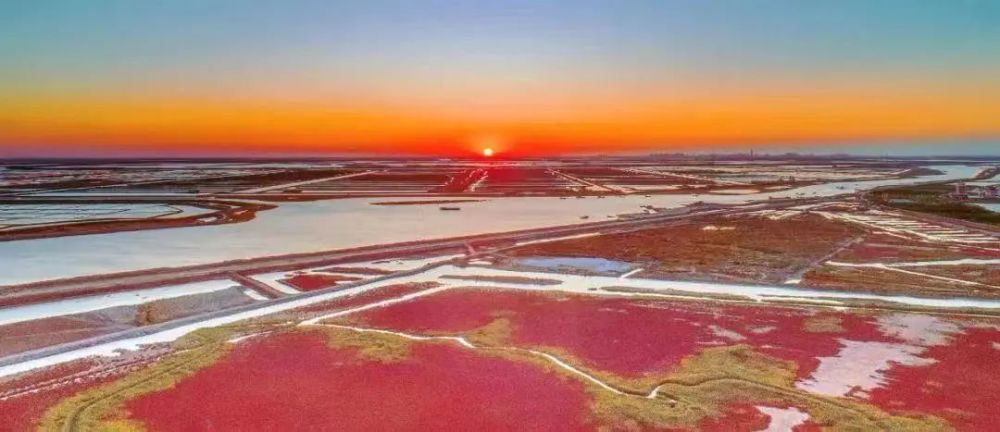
top-left (0, 164), bottom-right (982, 285)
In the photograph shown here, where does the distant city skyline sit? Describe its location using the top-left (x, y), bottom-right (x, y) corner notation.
top-left (2, 1), bottom-right (999, 157)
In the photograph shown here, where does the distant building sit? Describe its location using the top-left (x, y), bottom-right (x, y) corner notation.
top-left (954, 183), bottom-right (999, 201)
top-left (955, 182), bottom-right (969, 197)
top-left (951, 182), bottom-right (969, 201)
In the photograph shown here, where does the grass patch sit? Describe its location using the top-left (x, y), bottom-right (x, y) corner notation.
top-left (464, 317), bottom-right (514, 346)
top-left (440, 318), bottom-right (950, 431)
top-left (38, 325), bottom-right (250, 432)
top-left (894, 202), bottom-right (1000, 225)
top-left (874, 184), bottom-right (1000, 225)
top-left (90, 419), bottom-right (147, 432)
top-left (803, 315), bottom-right (846, 333)
top-left (588, 345), bottom-right (793, 430)
top-left (587, 344), bottom-right (947, 431)
top-left (319, 327), bottom-right (412, 363)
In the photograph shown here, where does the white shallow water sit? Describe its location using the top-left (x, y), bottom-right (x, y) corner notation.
top-left (0, 272), bottom-right (456, 378)
top-left (0, 280), bottom-right (238, 326)
top-left (0, 165), bottom-right (981, 285)
top-left (0, 259), bottom-right (992, 379)
top-left (796, 340), bottom-right (933, 397)
top-left (0, 203), bottom-right (211, 225)
top-left (426, 265), bottom-right (1000, 310)
top-left (795, 313), bottom-right (960, 398)
top-left (756, 406), bottom-right (810, 432)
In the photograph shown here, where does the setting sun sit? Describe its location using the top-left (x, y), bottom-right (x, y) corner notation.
top-left (482, 148), bottom-right (495, 157)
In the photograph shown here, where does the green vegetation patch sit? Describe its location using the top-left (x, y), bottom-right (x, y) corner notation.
top-left (588, 345), bottom-right (792, 430)
top-left (89, 419), bottom-right (147, 432)
top-left (895, 202), bottom-right (1000, 225)
top-left (587, 345), bottom-right (948, 431)
top-left (803, 315), bottom-right (846, 333)
top-left (464, 317), bottom-right (515, 346)
top-left (38, 325), bottom-right (249, 432)
top-left (319, 326), bottom-right (413, 363)
top-left (874, 184), bottom-right (1000, 225)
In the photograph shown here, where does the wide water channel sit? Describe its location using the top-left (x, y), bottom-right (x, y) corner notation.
top-left (0, 165), bottom-right (983, 285)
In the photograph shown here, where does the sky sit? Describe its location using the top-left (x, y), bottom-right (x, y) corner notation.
top-left (1, 0), bottom-right (999, 157)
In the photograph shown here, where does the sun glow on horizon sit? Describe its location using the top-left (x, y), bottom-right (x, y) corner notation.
top-left (2, 2), bottom-right (999, 157)
top-left (470, 134), bottom-right (505, 157)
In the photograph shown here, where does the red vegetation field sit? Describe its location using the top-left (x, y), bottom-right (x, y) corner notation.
top-left (867, 327), bottom-right (1000, 431)
top-left (956, 247), bottom-right (1000, 259)
top-left (697, 404), bottom-right (770, 432)
top-left (349, 288), bottom-right (893, 378)
top-left (696, 404), bottom-right (821, 432)
top-left (281, 273), bottom-right (361, 291)
top-left (124, 331), bottom-right (592, 431)
top-left (0, 361), bottom-right (120, 432)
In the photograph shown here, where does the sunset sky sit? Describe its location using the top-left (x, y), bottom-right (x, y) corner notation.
top-left (2, 0), bottom-right (999, 157)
